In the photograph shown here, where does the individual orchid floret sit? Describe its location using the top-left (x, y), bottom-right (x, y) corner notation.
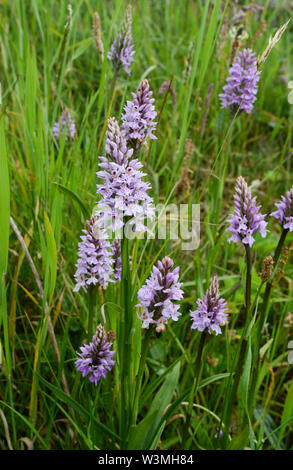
top-left (121, 79), bottom-right (157, 149)
top-left (190, 275), bottom-right (228, 336)
top-left (227, 176), bottom-right (268, 247)
top-left (136, 257), bottom-right (184, 333)
top-left (271, 186), bottom-right (293, 232)
top-left (96, 117), bottom-right (155, 233)
top-left (73, 216), bottom-right (113, 292)
top-left (219, 48), bottom-right (260, 114)
top-left (107, 5), bottom-right (135, 75)
top-left (52, 111), bottom-right (76, 140)
top-left (76, 324), bottom-right (115, 386)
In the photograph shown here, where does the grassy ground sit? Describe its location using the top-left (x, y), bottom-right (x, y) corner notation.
top-left (0, 0), bottom-right (293, 450)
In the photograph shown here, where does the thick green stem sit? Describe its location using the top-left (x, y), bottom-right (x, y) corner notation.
top-left (244, 245), bottom-right (252, 315)
top-left (119, 232), bottom-right (133, 448)
top-left (87, 285), bottom-right (97, 342)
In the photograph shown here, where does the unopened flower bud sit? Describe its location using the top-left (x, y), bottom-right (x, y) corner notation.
top-left (259, 256), bottom-right (274, 282)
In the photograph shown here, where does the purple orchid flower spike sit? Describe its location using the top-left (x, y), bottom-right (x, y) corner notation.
top-left (96, 117), bottom-right (154, 233)
top-left (271, 186), bottom-right (293, 232)
top-left (227, 176), bottom-right (268, 247)
top-left (190, 275), bottom-right (228, 336)
top-left (107, 5), bottom-right (135, 75)
top-left (73, 217), bottom-right (113, 292)
top-left (137, 256), bottom-right (184, 333)
top-left (219, 48), bottom-right (260, 114)
top-left (76, 324), bottom-right (115, 386)
top-left (121, 79), bottom-right (157, 149)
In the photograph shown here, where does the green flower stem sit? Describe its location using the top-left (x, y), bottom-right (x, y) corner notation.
top-left (244, 244), bottom-right (252, 314)
top-left (183, 331), bottom-right (207, 447)
top-left (131, 329), bottom-right (152, 427)
top-left (221, 244), bottom-right (252, 445)
top-left (87, 285), bottom-right (97, 342)
top-left (180, 331), bottom-right (200, 392)
top-left (119, 232), bottom-right (133, 447)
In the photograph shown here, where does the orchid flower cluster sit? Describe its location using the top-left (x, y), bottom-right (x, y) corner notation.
top-left (75, 169), bottom-right (293, 385)
top-left (219, 48), bottom-right (260, 114)
top-left (95, 116), bottom-right (155, 234)
top-left (136, 257), bottom-right (184, 333)
top-left (227, 177), bottom-right (293, 246)
top-left (74, 79), bottom-right (157, 295)
top-left (73, 217), bottom-right (113, 292)
top-left (76, 324), bottom-right (115, 386)
top-left (107, 5), bottom-right (135, 75)
top-left (73, 78), bottom-right (158, 384)
top-left (71, 32), bottom-right (293, 392)
top-left (190, 275), bottom-right (228, 336)
top-left (271, 187), bottom-right (293, 232)
top-left (72, 75), bottom-right (232, 385)
top-left (121, 79), bottom-right (157, 149)
top-left (227, 176), bottom-right (268, 247)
